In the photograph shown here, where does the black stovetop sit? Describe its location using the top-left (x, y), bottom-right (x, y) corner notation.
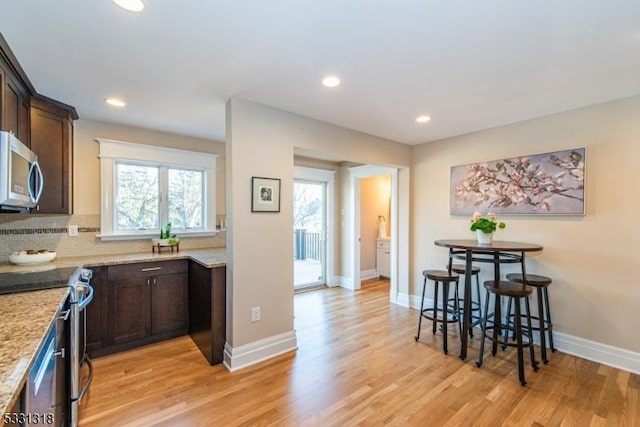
top-left (0, 266), bottom-right (79, 295)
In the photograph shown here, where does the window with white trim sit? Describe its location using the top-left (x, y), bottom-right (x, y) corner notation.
top-left (97, 139), bottom-right (217, 240)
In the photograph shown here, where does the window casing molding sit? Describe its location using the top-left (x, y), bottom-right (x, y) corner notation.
top-left (97, 138), bottom-right (217, 240)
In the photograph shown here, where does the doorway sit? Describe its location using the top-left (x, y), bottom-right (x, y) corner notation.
top-left (293, 166), bottom-right (336, 290)
top-left (293, 180), bottom-right (326, 288)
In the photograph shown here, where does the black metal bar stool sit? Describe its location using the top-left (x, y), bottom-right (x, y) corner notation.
top-left (505, 273), bottom-right (555, 364)
top-left (448, 264), bottom-right (482, 337)
top-left (476, 280), bottom-right (538, 386)
top-left (415, 270), bottom-right (460, 354)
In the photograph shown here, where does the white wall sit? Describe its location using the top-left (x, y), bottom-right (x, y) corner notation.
top-left (411, 95), bottom-right (640, 357)
top-left (225, 99), bottom-right (411, 368)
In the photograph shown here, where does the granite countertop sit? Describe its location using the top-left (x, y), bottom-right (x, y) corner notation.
top-left (0, 247), bottom-right (226, 274)
top-left (0, 247), bottom-right (226, 417)
top-left (0, 287), bottom-right (69, 416)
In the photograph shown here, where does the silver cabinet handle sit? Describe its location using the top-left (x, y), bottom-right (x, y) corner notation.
top-left (54, 348), bottom-right (65, 359)
top-left (141, 267), bottom-right (162, 272)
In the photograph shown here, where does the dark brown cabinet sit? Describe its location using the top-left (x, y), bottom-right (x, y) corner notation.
top-left (0, 33), bottom-right (78, 215)
top-left (30, 96), bottom-right (75, 214)
top-left (87, 260), bottom-right (188, 357)
top-left (85, 259), bottom-right (225, 364)
top-left (2, 72), bottom-right (30, 143)
top-left (0, 45), bottom-right (31, 145)
top-left (82, 266), bottom-right (109, 354)
top-left (188, 263), bottom-right (226, 365)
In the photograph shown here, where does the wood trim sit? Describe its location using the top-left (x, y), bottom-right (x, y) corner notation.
top-left (0, 32), bottom-right (36, 95)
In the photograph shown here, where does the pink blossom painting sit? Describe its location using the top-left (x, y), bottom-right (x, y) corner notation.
top-left (450, 148), bottom-right (585, 215)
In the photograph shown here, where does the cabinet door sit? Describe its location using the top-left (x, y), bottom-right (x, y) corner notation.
top-left (108, 269), bottom-right (150, 345)
top-left (151, 270), bottom-right (188, 336)
top-left (3, 75), bottom-right (20, 136)
top-left (30, 99), bottom-right (72, 214)
top-left (377, 248), bottom-right (390, 277)
top-left (83, 266), bottom-right (109, 354)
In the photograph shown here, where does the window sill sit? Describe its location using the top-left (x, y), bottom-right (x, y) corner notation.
top-left (96, 231), bottom-right (218, 241)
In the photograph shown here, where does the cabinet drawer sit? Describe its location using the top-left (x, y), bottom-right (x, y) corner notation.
top-left (376, 239), bottom-right (390, 250)
top-left (108, 260), bottom-right (187, 280)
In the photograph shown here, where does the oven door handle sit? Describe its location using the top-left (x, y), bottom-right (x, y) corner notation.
top-left (76, 283), bottom-right (94, 311)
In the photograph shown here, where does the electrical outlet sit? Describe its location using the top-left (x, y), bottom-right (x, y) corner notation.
top-left (68, 225), bottom-right (79, 237)
top-left (251, 306), bottom-right (261, 322)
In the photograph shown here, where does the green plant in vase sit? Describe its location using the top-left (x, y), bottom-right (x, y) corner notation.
top-left (160, 222), bottom-right (172, 240)
top-left (470, 212), bottom-right (506, 234)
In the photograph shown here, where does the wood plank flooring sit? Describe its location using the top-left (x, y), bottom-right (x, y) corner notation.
top-left (79, 279), bottom-right (640, 426)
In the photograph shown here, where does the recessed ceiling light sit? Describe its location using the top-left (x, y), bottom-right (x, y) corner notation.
top-left (416, 115), bottom-right (431, 124)
top-left (322, 76), bottom-right (340, 88)
top-left (105, 98), bottom-right (127, 108)
top-left (112, 0), bottom-right (145, 12)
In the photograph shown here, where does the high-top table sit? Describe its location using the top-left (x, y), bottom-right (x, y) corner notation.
top-left (434, 239), bottom-right (543, 361)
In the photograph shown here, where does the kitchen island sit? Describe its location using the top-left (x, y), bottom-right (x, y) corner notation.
top-left (0, 248), bottom-right (226, 421)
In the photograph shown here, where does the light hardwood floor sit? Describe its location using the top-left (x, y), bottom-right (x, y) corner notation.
top-left (79, 279), bottom-right (640, 426)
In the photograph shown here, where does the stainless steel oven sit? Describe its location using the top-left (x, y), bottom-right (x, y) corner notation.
top-left (2, 266), bottom-right (93, 427)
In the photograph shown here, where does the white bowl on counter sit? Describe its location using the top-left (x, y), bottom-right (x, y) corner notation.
top-left (9, 251), bottom-right (57, 265)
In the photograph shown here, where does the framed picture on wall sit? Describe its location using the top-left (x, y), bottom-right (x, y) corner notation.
top-left (450, 148), bottom-right (586, 215)
top-left (251, 177), bottom-right (281, 213)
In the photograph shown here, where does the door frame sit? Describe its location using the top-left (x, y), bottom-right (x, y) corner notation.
top-left (348, 165), bottom-right (398, 295)
top-left (293, 166), bottom-right (336, 287)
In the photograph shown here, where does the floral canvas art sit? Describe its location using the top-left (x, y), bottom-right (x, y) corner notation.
top-left (450, 148), bottom-right (585, 215)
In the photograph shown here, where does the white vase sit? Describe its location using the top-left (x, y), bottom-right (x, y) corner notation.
top-left (476, 230), bottom-right (493, 244)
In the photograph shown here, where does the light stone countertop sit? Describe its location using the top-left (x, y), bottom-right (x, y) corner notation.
top-left (0, 247), bottom-right (227, 274)
top-left (0, 287), bottom-right (69, 417)
top-left (0, 247), bottom-right (226, 417)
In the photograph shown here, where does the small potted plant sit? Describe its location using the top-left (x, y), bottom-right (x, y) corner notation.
top-left (153, 222), bottom-right (176, 246)
top-left (470, 212), bottom-right (505, 244)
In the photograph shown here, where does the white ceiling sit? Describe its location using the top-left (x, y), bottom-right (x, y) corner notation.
top-left (0, 1), bottom-right (639, 145)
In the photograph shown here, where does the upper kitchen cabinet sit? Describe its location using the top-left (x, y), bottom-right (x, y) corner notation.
top-left (30, 96), bottom-right (77, 214)
top-left (0, 33), bottom-right (78, 214)
top-left (0, 34), bottom-right (33, 145)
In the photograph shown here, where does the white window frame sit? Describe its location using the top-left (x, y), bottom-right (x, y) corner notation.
top-left (97, 138), bottom-right (217, 241)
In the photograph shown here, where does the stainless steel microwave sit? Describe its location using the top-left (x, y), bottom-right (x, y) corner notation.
top-left (0, 131), bottom-right (43, 210)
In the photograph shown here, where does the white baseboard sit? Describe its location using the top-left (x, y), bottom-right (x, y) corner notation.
top-left (402, 291), bottom-right (640, 375)
top-left (553, 332), bottom-right (640, 375)
top-left (327, 276), bottom-right (342, 288)
top-left (392, 292), bottom-right (413, 308)
top-left (333, 276), bottom-right (356, 291)
top-left (361, 269), bottom-right (378, 281)
top-left (223, 330), bottom-right (298, 372)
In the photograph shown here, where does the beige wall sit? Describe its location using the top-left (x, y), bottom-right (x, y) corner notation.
top-left (74, 119), bottom-right (227, 215)
top-left (226, 99), bottom-right (411, 349)
top-left (411, 95), bottom-right (640, 353)
top-left (360, 175), bottom-right (391, 272)
top-left (0, 119), bottom-right (227, 261)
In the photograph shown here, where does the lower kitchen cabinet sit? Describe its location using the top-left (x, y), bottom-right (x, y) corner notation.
top-left (188, 263), bottom-right (226, 365)
top-left (84, 258), bottom-right (226, 363)
top-left (83, 266), bottom-right (108, 354)
top-left (86, 260), bottom-right (188, 357)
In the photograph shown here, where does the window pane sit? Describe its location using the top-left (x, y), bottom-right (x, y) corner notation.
top-left (116, 163), bottom-right (159, 230)
top-left (168, 168), bottom-right (203, 229)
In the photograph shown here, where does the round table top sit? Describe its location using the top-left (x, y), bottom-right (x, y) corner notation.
top-left (434, 239), bottom-right (543, 252)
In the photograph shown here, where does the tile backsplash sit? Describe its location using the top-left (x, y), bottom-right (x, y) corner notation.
top-left (0, 214), bottom-right (226, 264)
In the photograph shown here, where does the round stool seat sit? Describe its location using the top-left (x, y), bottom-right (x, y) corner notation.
top-left (423, 270), bottom-right (459, 282)
top-left (450, 264), bottom-right (481, 275)
top-left (506, 273), bottom-right (552, 287)
top-left (484, 280), bottom-right (533, 298)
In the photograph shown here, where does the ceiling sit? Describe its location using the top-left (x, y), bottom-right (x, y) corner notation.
top-left (0, 1), bottom-right (639, 145)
